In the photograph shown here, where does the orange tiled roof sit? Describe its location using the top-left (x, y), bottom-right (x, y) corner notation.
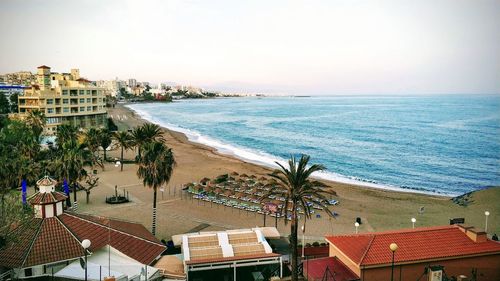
top-left (326, 225), bottom-right (500, 266)
top-left (0, 218), bottom-right (83, 268)
top-left (59, 213), bottom-right (165, 264)
top-left (29, 191), bottom-right (67, 205)
top-left (0, 212), bottom-right (165, 269)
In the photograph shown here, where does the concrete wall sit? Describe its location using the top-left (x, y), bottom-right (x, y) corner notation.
top-left (360, 254), bottom-right (500, 281)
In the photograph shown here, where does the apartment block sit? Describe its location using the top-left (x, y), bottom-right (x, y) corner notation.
top-left (17, 65), bottom-right (107, 134)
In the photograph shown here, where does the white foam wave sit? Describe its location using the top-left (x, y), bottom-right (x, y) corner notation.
top-left (126, 104), bottom-right (453, 197)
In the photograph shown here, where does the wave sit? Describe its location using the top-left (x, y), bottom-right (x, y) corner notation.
top-left (126, 104), bottom-right (456, 197)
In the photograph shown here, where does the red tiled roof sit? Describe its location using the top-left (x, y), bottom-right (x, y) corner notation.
top-left (326, 225), bottom-right (500, 266)
top-left (0, 212), bottom-right (165, 269)
top-left (29, 191), bottom-right (67, 204)
top-left (24, 217), bottom-right (84, 267)
top-left (0, 219), bottom-right (43, 268)
top-left (37, 65), bottom-right (50, 69)
top-left (185, 253), bottom-right (281, 265)
top-left (0, 218), bottom-right (83, 268)
top-left (36, 176), bottom-right (57, 186)
top-left (70, 213), bottom-right (159, 243)
top-left (303, 257), bottom-right (359, 281)
top-left (59, 213), bottom-right (165, 264)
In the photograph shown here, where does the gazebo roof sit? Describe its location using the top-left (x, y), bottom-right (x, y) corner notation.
top-left (36, 175), bottom-right (57, 187)
top-left (29, 191), bottom-right (67, 205)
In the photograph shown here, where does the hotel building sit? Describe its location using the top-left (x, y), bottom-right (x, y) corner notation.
top-left (17, 65), bottom-right (107, 134)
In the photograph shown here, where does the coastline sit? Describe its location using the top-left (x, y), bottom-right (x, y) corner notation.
top-left (95, 103), bottom-right (499, 239)
top-left (124, 103), bottom-right (450, 197)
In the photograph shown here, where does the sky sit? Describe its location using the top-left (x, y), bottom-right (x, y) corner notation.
top-left (0, 0), bottom-right (499, 95)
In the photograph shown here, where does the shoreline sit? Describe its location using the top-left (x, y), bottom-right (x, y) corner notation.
top-left (123, 103), bottom-right (452, 198)
top-left (84, 104), bottom-right (500, 239)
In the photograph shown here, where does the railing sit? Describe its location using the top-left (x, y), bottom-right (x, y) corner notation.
top-left (0, 269), bottom-right (13, 281)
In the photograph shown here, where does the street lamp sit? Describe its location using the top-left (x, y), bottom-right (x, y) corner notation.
top-left (411, 217), bottom-right (416, 229)
top-left (81, 239), bottom-right (91, 281)
top-left (485, 211), bottom-right (490, 232)
top-left (355, 222), bottom-right (360, 234)
top-left (389, 243), bottom-right (398, 281)
top-left (301, 225), bottom-right (305, 258)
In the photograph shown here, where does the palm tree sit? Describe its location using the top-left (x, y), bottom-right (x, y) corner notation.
top-left (98, 128), bottom-right (112, 163)
top-left (56, 123), bottom-right (78, 147)
top-left (136, 141), bottom-right (175, 235)
top-left (25, 109), bottom-right (46, 141)
top-left (262, 155), bottom-right (335, 281)
top-left (84, 128), bottom-right (102, 171)
top-left (53, 139), bottom-right (91, 208)
top-left (131, 123), bottom-right (164, 158)
top-left (113, 131), bottom-right (133, 171)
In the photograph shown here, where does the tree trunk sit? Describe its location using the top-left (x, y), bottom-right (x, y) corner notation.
top-left (86, 191), bottom-right (90, 204)
top-left (152, 188), bottom-right (157, 235)
top-left (290, 203), bottom-right (299, 281)
top-left (103, 147), bottom-right (107, 163)
top-left (73, 182), bottom-right (78, 204)
top-left (120, 146), bottom-right (124, 171)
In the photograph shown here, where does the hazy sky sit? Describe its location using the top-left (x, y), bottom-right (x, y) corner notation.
top-left (0, 0), bottom-right (499, 94)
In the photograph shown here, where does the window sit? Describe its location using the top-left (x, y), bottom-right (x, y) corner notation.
top-left (47, 108), bottom-right (54, 114)
top-left (87, 106), bottom-right (92, 111)
top-left (62, 90), bottom-right (68, 95)
top-left (46, 99), bottom-right (54, 105)
top-left (24, 268), bottom-right (33, 277)
top-left (87, 98), bottom-right (91, 103)
top-left (63, 107), bottom-right (69, 113)
top-left (79, 98), bottom-right (85, 103)
top-left (79, 90), bottom-right (85, 95)
top-left (87, 90), bottom-right (91, 95)
top-left (63, 99), bottom-right (69, 104)
top-left (80, 107), bottom-right (85, 112)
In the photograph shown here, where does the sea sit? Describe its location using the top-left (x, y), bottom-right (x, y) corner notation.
top-left (126, 95), bottom-right (500, 197)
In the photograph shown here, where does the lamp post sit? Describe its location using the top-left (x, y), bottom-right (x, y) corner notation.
top-left (301, 225), bottom-right (305, 258)
top-left (355, 222), bottom-right (360, 234)
top-left (485, 211), bottom-right (490, 232)
top-left (411, 217), bottom-right (416, 229)
top-left (81, 239), bottom-right (91, 281)
top-left (390, 243), bottom-right (398, 281)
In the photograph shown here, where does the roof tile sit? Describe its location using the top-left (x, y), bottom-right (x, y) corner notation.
top-left (326, 225), bottom-right (500, 266)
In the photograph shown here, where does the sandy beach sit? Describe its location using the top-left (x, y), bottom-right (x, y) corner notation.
top-left (74, 104), bottom-right (499, 242)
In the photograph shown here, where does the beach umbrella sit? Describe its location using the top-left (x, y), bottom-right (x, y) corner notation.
top-left (21, 179), bottom-right (27, 205)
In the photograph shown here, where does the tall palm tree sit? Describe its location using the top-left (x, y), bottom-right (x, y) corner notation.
top-left (25, 109), bottom-right (46, 141)
top-left (136, 141), bottom-right (175, 235)
top-left (56, 123), bottom-right (78, 147)
top-left (98, 128), bottom-right (112, 163)
top-left (53, 139), bottom-right (91, 208)
top-left (262, 155), bottom-right (335, 281)
top-left (84, 128), bottom-right (102, 171)
top-left (132, 123), bottom-right (164, 158)
top-left (113, 131), bottom-right (133, 171)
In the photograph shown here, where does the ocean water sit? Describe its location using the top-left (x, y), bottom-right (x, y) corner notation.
top-left (126, 95), bottom-right (500, 196)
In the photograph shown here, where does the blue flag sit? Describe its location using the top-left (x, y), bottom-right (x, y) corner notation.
top-left (22, 179), bottom-right (27, 204)
top-left (64, 179), bottom-right (70, 195)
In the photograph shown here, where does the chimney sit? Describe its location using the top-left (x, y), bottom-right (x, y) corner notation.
top-left (457, 224), bottom-right (473, 233)
top-left (457, 225), bottom-right (487, 242)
